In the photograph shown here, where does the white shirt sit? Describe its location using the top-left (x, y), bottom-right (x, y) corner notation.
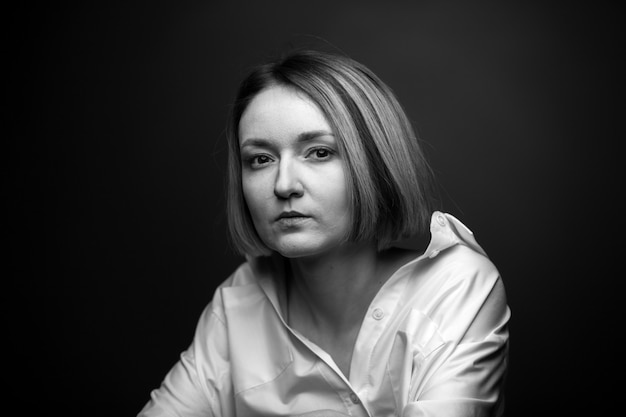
top-left (139, 212), bottom-right (510, 417)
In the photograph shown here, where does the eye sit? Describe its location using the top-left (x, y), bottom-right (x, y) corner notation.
top-left (307, 147), bottom-right (333, 160)
top-left (247, 154), bottom-right (274, 169)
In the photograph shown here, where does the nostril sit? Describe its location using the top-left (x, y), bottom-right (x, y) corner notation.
top-left (274, 184), bottom-right (304, 199)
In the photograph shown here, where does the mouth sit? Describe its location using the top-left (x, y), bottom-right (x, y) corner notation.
top-left (275, 211), bottom-right (309, 221)
top-left (276, 211), bottom-right (311, 229)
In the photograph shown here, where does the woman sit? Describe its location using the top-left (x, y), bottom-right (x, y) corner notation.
top-left (138, 50), bottom-right (510, 417)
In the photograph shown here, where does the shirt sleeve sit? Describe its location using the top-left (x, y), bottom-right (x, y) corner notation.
top-left (402, 253), bottom-right (511, 417)
top-left (137, 299), bottom-right (232, 417)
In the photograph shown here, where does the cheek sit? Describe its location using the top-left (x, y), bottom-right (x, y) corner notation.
top-left (315, 177), bottom-right (350, 227)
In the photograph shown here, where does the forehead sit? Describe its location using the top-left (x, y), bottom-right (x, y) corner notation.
top-left (238, 85), bottom-right (331, 143)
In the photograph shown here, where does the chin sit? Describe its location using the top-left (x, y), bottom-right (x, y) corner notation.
top-left (268, 234), bottom-right (348, 259)
top-left (267, 237), bottom-right (327, 259)
top-left (273, 245), bottom-right (323, 259)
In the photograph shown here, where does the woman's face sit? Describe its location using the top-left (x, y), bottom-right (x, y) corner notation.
top-left (238, 85), bottom-right (350, 258)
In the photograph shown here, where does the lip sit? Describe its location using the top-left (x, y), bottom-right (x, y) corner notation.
top-left (275, 211), bottom-right (311, 227)
top-left (275, 210), bottom-right (309, 221)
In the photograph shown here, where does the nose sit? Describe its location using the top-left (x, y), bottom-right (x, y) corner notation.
top-left (274, 158), bottom-right (303, 199)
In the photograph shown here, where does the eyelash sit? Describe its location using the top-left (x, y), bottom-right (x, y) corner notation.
top-left (306, 147), bottom-right (334, 160)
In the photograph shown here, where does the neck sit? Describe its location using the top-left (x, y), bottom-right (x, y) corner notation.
top-left (287, 242), bottom-right (385, 332)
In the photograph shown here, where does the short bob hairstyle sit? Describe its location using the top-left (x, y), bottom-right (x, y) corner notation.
top-left (226, 49), bottom-right (436, 257)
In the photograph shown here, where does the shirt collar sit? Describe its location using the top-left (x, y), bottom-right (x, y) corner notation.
top-left (420, 211), bottom-right (487, 259)
top-left (389, 211), bottom-right (486, 261)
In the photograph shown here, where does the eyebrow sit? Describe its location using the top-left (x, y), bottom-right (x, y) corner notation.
top-left (240, 130), bottom-right (334, 149)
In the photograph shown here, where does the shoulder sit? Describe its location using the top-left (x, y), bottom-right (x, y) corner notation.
top-left (414, 247), bottom-right (508, 341)
top-left (405, 243), bottom-right (502, 314)
top-left (192, 258), bottom-right (270, 344)
top-left (399, 214), bottom-right (509, 340)
top-left (437, 243), bottom-right (500, 285)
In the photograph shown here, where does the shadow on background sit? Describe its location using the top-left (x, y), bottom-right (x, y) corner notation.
top-left (8, 1), bottom-right (618, 415)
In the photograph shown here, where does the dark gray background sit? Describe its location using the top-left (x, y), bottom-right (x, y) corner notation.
top-left (9, 1), bottom-right (618, 415)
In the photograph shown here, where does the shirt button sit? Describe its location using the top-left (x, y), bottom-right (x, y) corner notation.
top-left (349, 392), bottom-right (360, 404)
top-left (436, 213), bottom-right (446, 226)
top-left (372, 308), bottom-right (384, 320)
